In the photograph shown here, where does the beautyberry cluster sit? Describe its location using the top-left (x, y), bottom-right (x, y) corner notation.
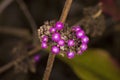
top-left (38, 21), bottom-right (89, 59)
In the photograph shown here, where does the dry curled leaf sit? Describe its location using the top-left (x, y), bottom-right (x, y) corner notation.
top-left (79, 4), bottom-right (106, 37)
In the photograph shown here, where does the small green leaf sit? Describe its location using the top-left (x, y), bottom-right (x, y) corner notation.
top-left (57, 49), bottom-right (120, 80)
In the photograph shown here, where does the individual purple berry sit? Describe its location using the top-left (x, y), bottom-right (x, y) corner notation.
top-left (72, 26), bottom-right (81, 32)
top-left (72, 26), bottom-right (76, 31)
top-left (76, 30), bottom-right (85, 38)
top-left (67, 51), bottom-right (75, 59)
top-left (42, 35), bottom-right (48, 42)
top-left (52, 32), bottom-right (61, 42)
top-left (67, 39), bottom-right (75, 47)
top-left (34, 55), bottom-right (40, 62)
top-left (41, 42), bottom-right (47, 49)
top-left (51, 46), bottom-right (60, 54)
top-left (81, 36), bottom-right (89, 44)
top-left (55, 21), bottom-right (64, 30)
top-left (49, 27), bottom-right (56, 33)
top-left (57, 39), bottom-right (65, 46)
top-left (81, 43), bottom-right (88, 51)
top-left (75, 27), bottom-right (81, 31)
top-left (77, 50), bottom-right (83, 55)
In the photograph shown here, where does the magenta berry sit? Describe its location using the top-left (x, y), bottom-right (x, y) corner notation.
top-left (77, 50), bottom-right (83, 55)
top-left (72, 26), bottom-right (81, 32)
top-left (76, 30), bottom-right (84, 38)
top-left (81, 43), bottom-right (88, 51)
top-left (67, 51), bottom-right (75, 59)
top-left (42, 35), bottom-right (48, 42)
top-left (72, 26), bottom-right (76, 31)
top-left (67, 39), bottom-right (74, 47)
top-left (52, 32), bottom-right (61, 42)
top-left (81, 36), bottom-right (89, 44)
top-left (49, 27), bottom-right (56, 33)
top-left (41, 42), bottom-right (47, 49)
top-left (34, 55), bottom-right (40, 62)
top-left (55, 21), bottom-right (64, 30)
top-left (75, 27), bottom-right (81, 31)
top-left (58, 39), bottom-right (65, 46)
top-left (51, 46), bottom-right (60, 54)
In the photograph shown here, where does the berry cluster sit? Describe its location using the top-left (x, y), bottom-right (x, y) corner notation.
top-left (38, 21), bottom-right (89, 59)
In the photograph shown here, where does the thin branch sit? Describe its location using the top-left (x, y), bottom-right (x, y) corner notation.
top-left (73, 8), bottom-right (102, 26)
top-left (0, 46), bottom-right (41, 74)
top-left (42, 0), bottom-right (72, 80)
top-left (42, 53), bottom-right (56, 80)
top-left (59, 0), bottom-right (73, 23)
top-left (0, 0), bottom-right (14, 14)
top-left (0, 27), bottom-right (31, 41)
top-left (16, 0), bottom-right (38, 45)
top-left (92, 3), bottom-right (103, 19)
top-left (92, 9), bottom-right (102, 19)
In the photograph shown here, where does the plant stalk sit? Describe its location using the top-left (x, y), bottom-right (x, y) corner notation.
top-left (42, 0), bottom-right (72, 80)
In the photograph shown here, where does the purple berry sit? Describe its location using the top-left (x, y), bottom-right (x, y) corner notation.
top-left (41, 42), bottom-right (47, 49)
top-left (77, 50), bottom-right (83, 55)
top-left (67, 51), bottom-right (75, 59)
top-left (68, 39), bottom-right (75, 47)
top-left (58, 39), bottom-right (65, 46)
top-left (42, 35), bottom-right (48, 42)
top-left (34, 55), bottom-right (40, 62)
top-left (81, 43), bottom-right (88, 51)
top-left (72, 26), bottom-right (76, 31)
top-left (81, 36), bottom-right (89, 44)
top-left (52, 32), bottom-right (61, 42)
top-left (51, 46), bottom-right (60, 54)
top-left (72, 26), bottom-right (81, 32)
top-left (49, 27), bottom-right (56, 33)
top-left (76, 30), bottom-right (85, 38)
top-left (55, 21), bottom-right (64, 30)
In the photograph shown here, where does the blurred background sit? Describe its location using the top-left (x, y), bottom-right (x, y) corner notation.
top-left (0, 0), bottom-right (120, 80)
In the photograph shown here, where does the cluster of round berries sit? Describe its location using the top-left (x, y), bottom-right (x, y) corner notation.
top-left (38, 21), bottom-right (89, 59)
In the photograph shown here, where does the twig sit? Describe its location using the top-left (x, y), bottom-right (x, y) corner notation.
top-left (16, 0), bottom-right (38, 45)
top-left (0, 27), bottom-right (31, 41)
top-left (73, 2), bottom-right (103, 26)
top-left (92, 2), bottom-right (103, 19)
top-left (42, 53), bottom-right (56, 80)
top-left (74, 8), bottom-right (102, 26)
top-left (59, 0), bottom-right (73, 23)
top-left (0, 46), bottom-right (41, 74)
top-left (0, 0), bottom-right (14, 14)
top-left (92, 9), bottom-right (102, 19)
top-left (42, 0), bottom-right (72, 80)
